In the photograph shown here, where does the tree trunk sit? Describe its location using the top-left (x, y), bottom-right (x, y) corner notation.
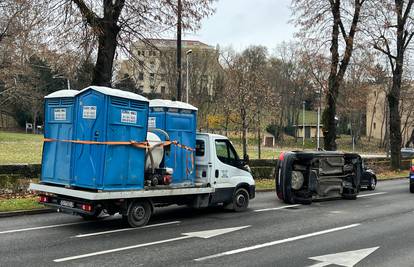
top-left (257, 109), bottom-right (261, 159)
top-left (388, 81), bottom-right (402, 169)
top-left (368, 91), bottom-right (379, 142)
top-left (91, 23), bottom-right (120, 87)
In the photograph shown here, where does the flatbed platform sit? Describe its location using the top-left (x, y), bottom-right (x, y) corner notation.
top-left (29, 183), bottom-right (215, 201)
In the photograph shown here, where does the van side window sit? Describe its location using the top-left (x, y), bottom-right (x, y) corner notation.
top-left (196, 140), bottom-right (205, 157)
top-left (215, 139), bottom-right (240, 167)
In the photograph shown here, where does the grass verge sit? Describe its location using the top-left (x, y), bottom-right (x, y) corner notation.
top-left (377, 170), bottom-right (408, 180)
top-left (255, 178), bottom-right (275, 190)
top-left (0, 131), bottom-right (43, 164)
top-left (0, 197), bottom-right (44, 212)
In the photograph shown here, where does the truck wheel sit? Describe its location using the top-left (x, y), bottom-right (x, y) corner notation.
top-left (126, 200), bottom-right (152, 227)
top-left (367, 176), bottom-right (377, 191)
top-left (232, 188), bottom-right (249, 212)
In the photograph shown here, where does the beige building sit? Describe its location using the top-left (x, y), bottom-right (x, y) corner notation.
top-left (366, 85), bottom-right (414, 145)
top-left (118, 39), bottom-right (219, 97)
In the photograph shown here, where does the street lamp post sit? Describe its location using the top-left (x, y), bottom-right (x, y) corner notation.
top-left (317, 87), bottom-right (321, 150)
top-left (186, 49), bottom-right (192, 103)
top-left (303, 101), bottom-right (306, 148)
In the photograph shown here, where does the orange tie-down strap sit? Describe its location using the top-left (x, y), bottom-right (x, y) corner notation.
top-left (43, 138), bottom-right (195, 151)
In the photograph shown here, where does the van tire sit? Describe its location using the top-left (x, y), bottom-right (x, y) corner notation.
top-left (232, 188), bottom-right (249, 212)
top-left (367, 176), bottom-right (377, 191)
top-left (410, 181), bottom-right (414, 193)
top-left (126, 200), bottom-right (152, 227)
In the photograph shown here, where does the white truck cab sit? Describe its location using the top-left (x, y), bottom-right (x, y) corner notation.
top-left (195, 133), bottom-right (255, 209)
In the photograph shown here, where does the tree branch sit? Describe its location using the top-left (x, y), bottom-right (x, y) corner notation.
top-left (71, 0), bottom-right (101, 28)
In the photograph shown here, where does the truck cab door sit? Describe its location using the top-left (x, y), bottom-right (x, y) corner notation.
top-left (195, 136), bottom-right (212, 185)
top-left (212, 139), bottom-right (252, 190)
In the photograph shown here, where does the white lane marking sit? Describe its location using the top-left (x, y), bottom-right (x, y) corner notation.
top-left (358, 192), bottom-right (387, 198)
top-left (308, 246), bottom-right (380, 267)
top-left (54, 226), bottom-right (250, 262)
top-left (253, 204), bottom-right (301, 212)
top-left (74, 221), bottom-right (181, 238)
top-left (194, 223), bottom-right (360, 262)
top-left (0, 221), bottom-right (91, 235)
top-left (55, 236), bottom-right (191, 262)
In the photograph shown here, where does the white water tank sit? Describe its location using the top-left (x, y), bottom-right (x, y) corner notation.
top-left (145, 132), bottom-right (164, 171)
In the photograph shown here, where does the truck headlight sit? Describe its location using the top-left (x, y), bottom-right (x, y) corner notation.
top-left (291, 171), bottom-right (304, 190)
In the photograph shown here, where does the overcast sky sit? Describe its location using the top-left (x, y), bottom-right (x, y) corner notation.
top-left (184, 0), bottom-right (297, 51)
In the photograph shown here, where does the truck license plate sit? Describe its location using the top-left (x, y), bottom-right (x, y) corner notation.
top-left (60, 200), bottom-right (74, 208)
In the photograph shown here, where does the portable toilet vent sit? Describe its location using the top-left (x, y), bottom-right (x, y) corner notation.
top-left (42, 89), bottom-right (79, 186)
top-left (149, 99), bottom-right (197, 186)
top-left (71, 86), bottom-right (149, 190)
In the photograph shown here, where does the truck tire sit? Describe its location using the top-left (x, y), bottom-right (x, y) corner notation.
top-left (125, 200), bottom-right (152, 227)
top-left (232, 188), bottom-right (249, 212)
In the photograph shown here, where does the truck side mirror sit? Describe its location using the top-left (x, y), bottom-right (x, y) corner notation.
top-left (243, 154), bottom-right (250, 165)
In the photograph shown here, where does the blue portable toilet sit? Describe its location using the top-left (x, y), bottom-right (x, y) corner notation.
top-left (149, 99), bottom-right (197, 186)
top-left (71, 86), bottom-right (149, 190)
top-left (41, 89), bottom-right (79, 186)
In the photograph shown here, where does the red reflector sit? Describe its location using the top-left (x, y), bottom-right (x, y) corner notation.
top-left (39, 196), bottom-right (49, 203)
top-left (411, 166), bottom-right (414, 172)
top-left (279, 152), bottom-right (285, 161)
top-left (164, 175), bottom-right (172, 185)
top-left (81, 204), bottom-right (92, 212)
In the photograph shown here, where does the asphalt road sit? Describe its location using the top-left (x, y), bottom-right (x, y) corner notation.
top-left (1, 179), bottom-right (414, 267)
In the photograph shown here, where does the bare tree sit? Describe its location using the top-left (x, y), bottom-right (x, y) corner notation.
top-left (367, 0), bottom-right (414, 169)
top-left (48, 0), bottom-right (215, 87)
top-left (292, 0), bottom-right (367, 150)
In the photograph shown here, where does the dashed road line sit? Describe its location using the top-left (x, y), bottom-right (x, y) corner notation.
top-left (194, 223), bottom-right (361, 262)
top-left (74, 221), bottom-right (181, 238)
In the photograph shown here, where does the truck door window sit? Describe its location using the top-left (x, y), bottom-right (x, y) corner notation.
top-left (215, 139), bottom-right (240, 168)
top-left (196, 140), bottom-right (205, 157)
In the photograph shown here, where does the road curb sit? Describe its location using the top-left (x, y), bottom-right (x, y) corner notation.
top-left (0, 208), bottom-right (55, 218)
top-left (378, 177), bottom-right (408, 181)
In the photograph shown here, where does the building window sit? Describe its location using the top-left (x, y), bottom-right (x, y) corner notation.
top-left (161, 86), bottom-right (166, 94)
top-left (150, 86), bottom-right (155, 91)
top-left (374, 90), bottom-right (376, 97)
top-left (150, 73), bottom-right (155, 81)
top-left (373, 122), bottom-right (376, 129)
top-left (138, 72), bottom-right (144, 81)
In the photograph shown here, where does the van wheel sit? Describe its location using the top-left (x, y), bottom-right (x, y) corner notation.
top-left (367, 177), bottom-right (377, 191)
top-left (410, 182), bottom-right (414, 193)
top-left (232, 188), bottom-right (249, 212)
top-left (126, 200), bottom-right (152, 227)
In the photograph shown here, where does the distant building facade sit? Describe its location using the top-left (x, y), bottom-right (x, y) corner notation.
top-left (366, 85), bottom-right (414, 145)
top-left (118, 39), bottom-right (219, 97)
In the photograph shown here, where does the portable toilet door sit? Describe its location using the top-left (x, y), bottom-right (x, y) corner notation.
top-left (41, 89), bottom-right (78, 186)
top-left (149, 100), bottom-right (197, 186)
top-left (71, 86), bottom-right (149, 190)
top-left (71, 87), bottom-right (106, 189)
